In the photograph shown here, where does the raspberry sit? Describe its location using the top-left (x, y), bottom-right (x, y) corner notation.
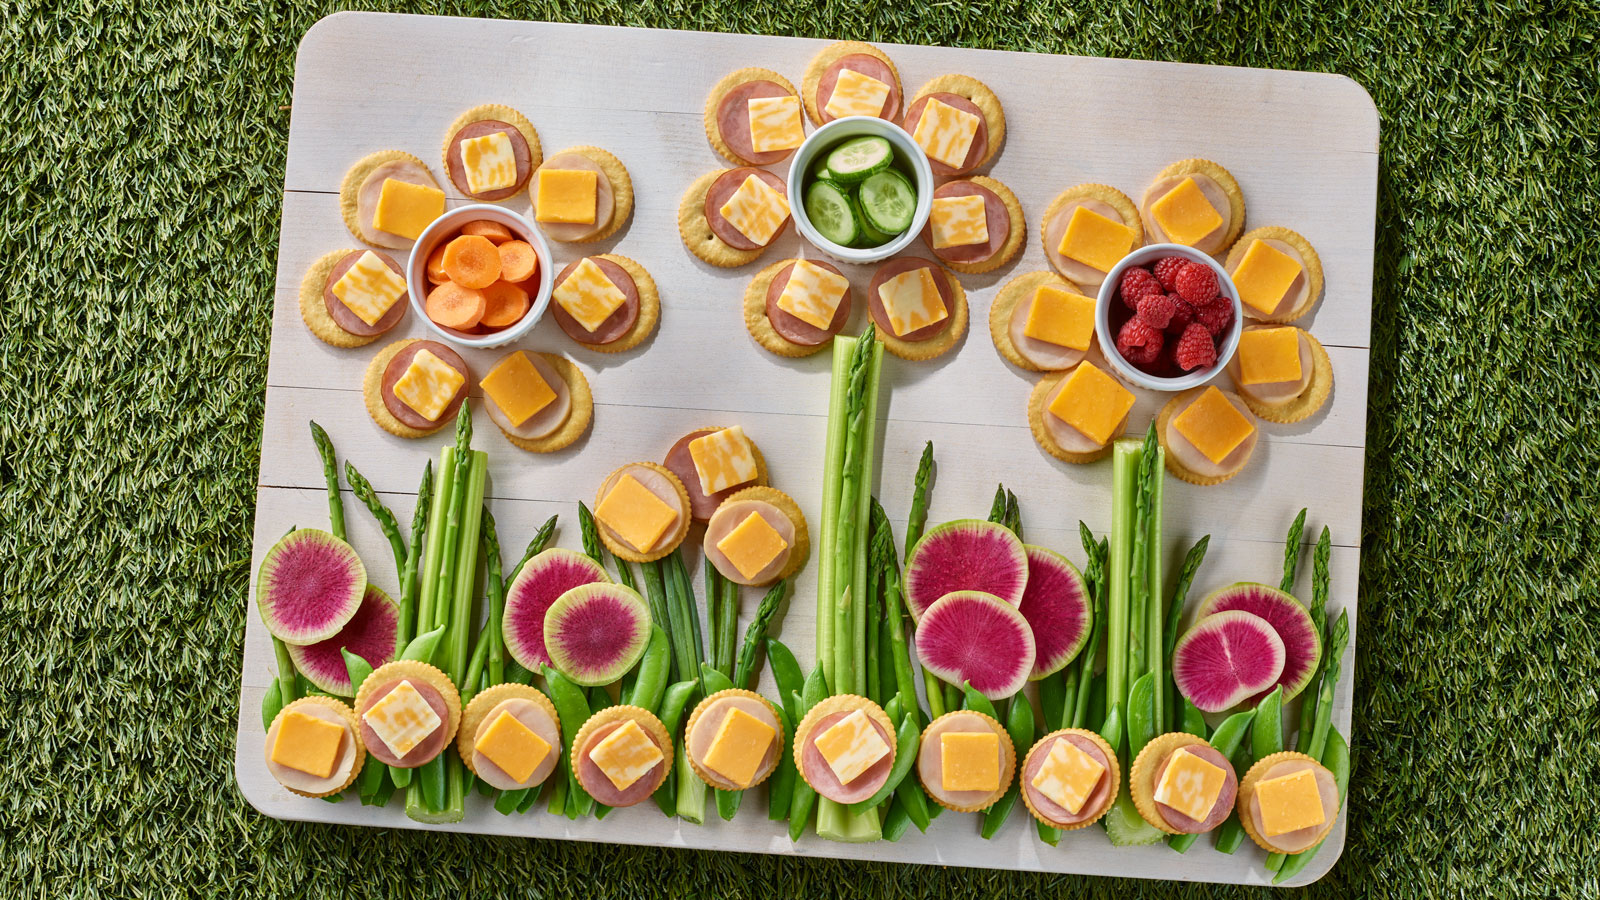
top-left (1174, 322), bottom-right (1218, 371)
top-left (1165, 294), bottom-right (1195, 334)
top-left (1195, 298), bottom-right (1234, 337)
top-left (1119, 267), bottom-right (1161, 310)
top-left (1136, 291), bottom-right (1176, 330)
top-left (1116, 316), bottom-right (1164, 366)
top-left (1154, 256), bottom-right (1188, 291)
top-left (1174, 261), bottom-right (1221, 304)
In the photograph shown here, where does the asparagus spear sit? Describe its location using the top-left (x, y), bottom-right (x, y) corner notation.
top-left (346, 461), bottom-right (405, 580)
top-left (308, 421), bottom-right (345, 541)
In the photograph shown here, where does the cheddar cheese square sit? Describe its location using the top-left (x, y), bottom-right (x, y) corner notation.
top-left (687, 426), bottom-right (758, 496)
top-left (747, 95), bottom-right (804, 154)
top-left (1150, 177), bottom-right (1223, 247)
top-left (1057, 205), bottom-right (1134, 273)
top-left (331, 251), bottom-right (407, 326)
top-left (460, 131), bottom-right (517, 194)
top-left (929, 194), bottom-right (989, 249)
top-left (775, 260), bottom-right (849, 331)
top-left (718, 173), bottom-right (790, 247)
top-left (373, 179), bottom-right (445, 241)
top-left (1172, 386), bottom-right (1255, 464)
top-left (553, 257), bottom-right (628, 333)
top-left (823, 68), bottom-right (891, 120)
top-left (1256, 768), bottom-right (1327, 837)
top-left (940, 731), bottom-right (1000, 793)
top-left (716, 511), bottom-right (789, 581)
top-left (479, 351), bottom-right (557, 428)
top-left (1232, 240), bottom-right (1304, 314)
top-left (588, 718), bottom-right (664, 792)
top-left (702, 707), bottom-right (778, 788)
top-left (876, 267), bottom-right (948, 337)
top-left (535, 168), bottom-right (599, 224)
top-left (1022, 285), bottom-right (1096, 351)
top-left (271, 710), bottom-right (345, 778)
top-left (392, 349), bottom-right (466, 422)
top-left (595, 474), bottom-right (679, 552)
top-left (474, 710), bottom-right (550, 784)
top-left (911, 98), bottom-right (980, 170)
top-left (1048, 361), bottom-right (1135, 446)
top-left (1236, 328), bottom-right (1303, 385)
top-left (1030, 737), bottom-right (1105, 815)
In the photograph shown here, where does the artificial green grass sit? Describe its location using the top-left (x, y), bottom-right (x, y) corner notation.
top-left (2, 1), bottom-right (1598, 897)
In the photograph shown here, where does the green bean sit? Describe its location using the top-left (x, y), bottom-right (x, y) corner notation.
top-left (510, 515), bottom-right (557, 583)
top-left (399, 625), bottom-right (445, 663)
top-left (765, 638), bottom-right (804, 723)
top-left (260, 679), bottom-right (283, 731)
top-left (767, 705), bottom-right (797, 822)
top-left (308, 421), bottom-right (346, 540)
top-left (1125, 672), bottom-right (1158, 758)
top-left (623, 625), bottom-right (671, 712)
top-left (346, 461), bottom-right (406, 579)
top-left (1278, 508), bottom-right (1308, 593)
top-left (849, 714), bottom-right (920, 815)
top-left (961, 682), bottom-right (999, 720)
top-left (1272, 728), bottom-right (1350, 883)
top-left (733, 581), bottom-right (786, 689)
top-left (1252, 686), bottom-right (1285, 760)
top-left (1296, 526), bottom-right (1334, 752)
top-left (981, 697), bottom-right (1034, 838)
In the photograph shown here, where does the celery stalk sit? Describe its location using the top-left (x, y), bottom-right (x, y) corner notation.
top-left (415, 447), bottom-right (456, 642)
top-left (816, 338), bottom-right (853, 691)
top-left (1105, 439), bottom-right (1140, 751)
top-left (850, 343), bottom-right (883, 695)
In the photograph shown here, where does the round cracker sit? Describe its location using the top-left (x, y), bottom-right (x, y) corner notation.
top-left (989, 270), bottom-right (1084, 371)
top-left (362, 339), bottom-right (450, 439)
top-left (916, 709), bottom-right (1016, 813)
top-left (1238, 330), bottom-right (1333, 424)
top-left (1237, 751), bottom-right (1340, 854)
top-left (440, 104), bottom-right (543, 199)
top-left (1019, 729), bottom-right (1121, 831)
top-left (722, 485), bottom-right (809, 582)
top-left (684, 688), bottom-right (785, 790)
top-left (581, 254), bottom-right (659, 354)
top-left (543, 145), bottom-right (633, 243)
top-left (455, 683), bottom-right (560, 776)
top-left (801, 41), bottom-right (902, 126)
top-left (874, 266), bottom-right (968, 361)
top-left (678, 170), bottom-right (768, 268)
top-left (268, 696), bottom-right (366, 798)
top-left (595, 461), bottom-right (692, 563)
top-left (339, 150), bottom-right (438, 247)
top-left (1027, 369), bottom-right (1119, 464)
top-left (741, 258), bottom-right (840, 358)
top-left (703, 68), bottom-right (801, 166)
top-left (1128, 731), bottom-right (1214, 834)
top-left (300, 249), bottom-right (382, 348)
top-left (1145, 159), bottom-right (1246, 254)
top-left (937, 175), bottom-right (1025, 275)
top-left (497, 353), bottom-right (593, 453)
top-left (1040, 184), bottom-right (1143, 273)
top-left (909, 74), bottom-right (1006, 171)
top-left (1225, 225), bottom-right (1325, 323)
top-left (354, 659), bottom-right (463, 743)
top-left (1155, 391), bottom-right (1258, 486)
top-left (570, 704), bottom-right (674, 800)
top-left (792, 694), bottom-right (895, 792)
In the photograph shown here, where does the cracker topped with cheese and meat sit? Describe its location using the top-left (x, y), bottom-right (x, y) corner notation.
top-left (530, 146), bottom-right (634, 243)
top-left (441, 104), bottom-right (542, 201)
top-left (340, 151), bottom-right (446, 250)
top-left (704, 68), bottom-right (806, 167)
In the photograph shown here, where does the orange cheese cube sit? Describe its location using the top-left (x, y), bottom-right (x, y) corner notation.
top-left (1232, 240), bottom-right (1304, 314)
top-left (876, 267), bottom-right (948, 337)
top-left (535, 169), bottom-right (599, 224)
top-left (595, 474), bottom-right (679, 552)
top-left (747, 95), bottom-right (804, 154)
top-left (910, 98), bottom-right (981, 170)
top-left (479, 352), bottom-right (557, 428)
top-left (1150, 177), bottom-right (1224, 247)
top-left (1048, 362), bottom-right (1135, 446)
top-left (460, 131), bottom-right (517, 194)
top-left (940, 731), bottom-right (1000, 793)
top-left (716, 511), bottom-right (789, 581)
top-left (331, 251), bottom-right (408, 326)
top-left (1030, 736), bottom-right (1105, 815)
top-left (1237, 328), bottom-right (1303, 385)
top-left (1057, 206), bottom-right (1134, 273)
top-left (929, 195), bottom-right (989, 249)
top-left (1256, 768), bottom-right (1327, 837)
top-left (1023, 285), bottom-right (1096, 351)
top-left (392, 349), bottom-right (466, 422)
top-left (702, 706), bottom-right (778, 788)
top-left (719, 174), bottom-right (790, 247)
top-left (1173, 387), bottom-right (1256, 463)
top-left (776, 260), bottom-right (850, 331)
top-left (588, 718), bottom-right (664, 791)
top-left (372, 179), bottom-right (445, 240)
top-left (823, 68), bottom-right (891, 120)
top-left (270, 710), bottom-right (345, 778)
top-left (1152, 747), bottom-right (1227, 822)
top-left (474, 710), bottom-right (551, 784)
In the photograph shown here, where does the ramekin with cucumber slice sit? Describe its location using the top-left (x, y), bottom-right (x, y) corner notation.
top-left (788, 117), bottom-right (933, 263)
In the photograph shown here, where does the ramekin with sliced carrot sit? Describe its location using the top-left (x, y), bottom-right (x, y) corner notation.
top-left (408, 206), bottom-right (553, 347)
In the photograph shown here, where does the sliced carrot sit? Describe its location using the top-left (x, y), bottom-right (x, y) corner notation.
top-left (425, 281), bottom-right (487, 330)
top-left (479, 280), bottom-right (531, 328)
top-left (441, 235), bottom-right (502, 289)
top-left (497, 240), bottom-right (539, 283)
top-left (425, 242), bottom-right (450, 284)
top-left (461, 220), bottom-right (514, 244)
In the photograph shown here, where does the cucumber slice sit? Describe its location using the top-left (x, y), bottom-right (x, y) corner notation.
top-left (810, 157), bottom-right (835, 182)
top-left (824, 136), bottom-right (893, 184)
top-left (851, 193), bottom-right (895, 247)
top-left (857, 169), bottom-right (916, 235)
top-left (805, 180), bottom-right (860, 246)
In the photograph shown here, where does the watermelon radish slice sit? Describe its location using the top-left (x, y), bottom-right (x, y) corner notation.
top-left (503, 548), bottom-right (609, 671)
top-left (1172, 610), bottom-right (1286, 712)
top-left (256, 528), bottom-right (366, 646)
top-left (1015, 546), bottom-right (1092, 679)
top-left (286, 584), bottom-right (402, 696)
top-left (1194, 582), bottom-right (1322, 704)
top-left (915, 590), bottom-right (1036, 700)
top-left (544, 583), bottom-right (652, 686)
top-left (904, 519), bottom-right (1029, 621)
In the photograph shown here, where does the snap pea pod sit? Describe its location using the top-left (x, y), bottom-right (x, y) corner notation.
top-left (399, 625), bottom-right (446, 664)
top-left (765, 638), bottom-right (805, 724)
top-left (543, 667), bottom-right (595, 819)
top-left (1098, 703), bottom-right (1123, 754)
top-left (848, 714), bottom-right (920, 815)
top-left (495, 787), bottom-right (529, 815)
top-left (517, 785), bottom-right (540, 814)
top-left (767, 704), bottom-right (797, 821)
top-left (1179, 697), bottom-right (1207, 738)
top-left (981, 697), bottom-right (1034, 838)
top-left (390, 765), bottom-right (412, 789)
top-left (1126, 672), bottom-right (1158, 758)
top-left (1038, 674), bottom-right (1066, 734)
top-left (655, 679), bottom-right (698, 818)
top-left (961, 682), bottom-right (999, 720)
top-left (1271, 728), bottom-right (1350, 883)
top-left (622, 625), bottom-right (671, 712)
top-left (884, 695), bottom-right (904, 726)
top-left (260, 680), bottom-right (283, 732)
top-left (786, 669), bottom-right (829, 841)
top-left (419, 755), bottom-right (446, 811)
top-left (882, 795), bottom-right (913, 841)
top-left (894, 765), bottom-right (932, 832)
top-left (1252, 686), bottom-right (1285, 760)
top-left (1166, 709), bottom-right (1254, 853)
top-left (547, 769), bottom-right (567, 816)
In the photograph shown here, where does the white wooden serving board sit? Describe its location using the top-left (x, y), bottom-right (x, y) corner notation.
top-left (237, 11), bottom-right (1378, 886)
